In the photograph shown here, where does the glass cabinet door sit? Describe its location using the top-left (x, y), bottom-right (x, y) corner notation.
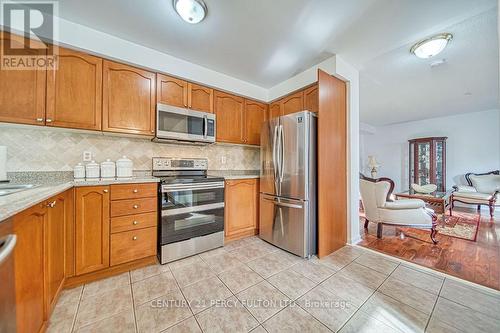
top-left (417, 142), bottom-right (431, 185)
top-left (435, 140), bottom-right (444, 191)
top-left (409, 137), bottom-right (447, 191)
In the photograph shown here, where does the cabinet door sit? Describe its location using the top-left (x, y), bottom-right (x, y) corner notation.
top-left (0, 32), bottom-right (46, 125)
top-left (244, 100), bottom-right (267, 145)
top-left (157, 74), bottom-right (187, 108)
top-left (214, 91), bottom-right (245, 144)
top-left (303, 84), bottom-right (318, 113)
top-left (281, 91), bottom-right (304, 115)
top-left (188, 83), bottom-right (213, 113)
top-left (46, 48), bottom-right (102, 130)
top-left (224, 179), bottom-right (259, 240)
top-left (75, 186), bottom-right (110, 275)
top-left (45, 190), bottom-right (72, 313)
top-left (103, 60), bottom-right (156, 136)
top-left (269, 101), bottom-right (282, 119)
top-left (13, 204), bottom-right (47, 333)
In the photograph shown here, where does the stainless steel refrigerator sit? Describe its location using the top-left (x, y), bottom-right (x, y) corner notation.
top-left (259, 110), bottom-right (317, 257)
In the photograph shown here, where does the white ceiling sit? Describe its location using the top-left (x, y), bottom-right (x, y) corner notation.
top-left (54, 0), bottom-right (499, 125)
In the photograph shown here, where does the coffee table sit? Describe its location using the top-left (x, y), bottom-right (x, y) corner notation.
top-left (395, 189), bottom-right (453, 222)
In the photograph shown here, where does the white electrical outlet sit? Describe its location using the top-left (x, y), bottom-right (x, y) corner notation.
top-left (220, 156), bottom-right (227, 164)
top-left (82, 151), bottom-right (92, 162)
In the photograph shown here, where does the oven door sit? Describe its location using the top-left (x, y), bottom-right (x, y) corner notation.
top-left (156, 103), bottom-right (215, 143)
top-left (160, 182), bottom-right (224, 245)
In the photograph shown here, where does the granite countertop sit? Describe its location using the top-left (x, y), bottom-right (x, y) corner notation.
top-left (208, 170), bottom-right (260, 179)
top-left (0, 172), bottom-right (160, 222)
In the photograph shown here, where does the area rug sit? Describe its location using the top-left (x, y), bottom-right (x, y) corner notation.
top-left (400, 214), bottom-right (480, 242)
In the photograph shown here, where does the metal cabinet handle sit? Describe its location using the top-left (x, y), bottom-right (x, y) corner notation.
top-left (133, 189), bottom-right (138, 193)
top-left (36, 118), bottom-right (44, 122)
top-left (132, 236), bottom-right (138, 241)
top-left (46, 200), bottom-right (57, 208)
top-left (0, 235), bottom-right (17, 265)
top-left (103, 189), bottom-right (109, 193)
top-left (133, 204), bottom-right (139, 209)
top-left (133, 221), bottom-right (138, 225)
top-left (46, 118), bottom-right (52, 123)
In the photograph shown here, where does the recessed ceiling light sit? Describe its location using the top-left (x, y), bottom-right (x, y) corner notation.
top-left (410, 33), bottom-right (453, 59)
top-left (173, 0), bottom-right (207, 24)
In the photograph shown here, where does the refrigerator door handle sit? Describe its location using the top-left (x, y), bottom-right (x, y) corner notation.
top-left (272, 125), bottom-right (279, 188)
top-left (263, 197), bottom-right (303, 209)
top-left (279, 124), bottom-right (284, 183)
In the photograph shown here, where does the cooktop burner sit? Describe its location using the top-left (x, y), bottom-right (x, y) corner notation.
top-left (152, 157), bottom-right (224, 185)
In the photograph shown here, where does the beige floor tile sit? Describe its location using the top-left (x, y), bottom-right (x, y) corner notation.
top-left (246, 251), bottom-right (296, 279)
top-left (74, 309), bottom-right (136, 333)
top-left (268, 269), bottom-right (316, 300)
top-left (198, 247), bottom-right (228, 261)
top-left (218, 264), bottom-right (263, 294)
top-left (439, 278), bottom-right (500, 320)
top-left (162, 316), bottom-right (201, 333)
top-left (130, 263), bottom-right (170, 283)
top-left (170, 260), bottom-right (216, 287)
top-left (223, 238), bottom-right (252, 251)
top-left (320, 272), bottom-right (375, 307)
top-left (132, 271), bottom-right (179, 305)
top-left (229, 242), bottom-right (274, 263)
top-left (46, 318), bottom-right (75, 333)
top-left (56, 286), bottom-right (83, 306)
top-left (47, 296), bottom-right (79, 333)
top-left (354, 253), bottom-right (399, 275)
top-left (75, 285), bottom-right (133, 329)
top-left (317, 251), bottom-right (357, 271)
top-left (432, 297), bottom-right (500, 333)
top-left (297, 286), bottom-right (357, 331)
top-left (337, 262), bottom-right (387, 289)
top-left (360, 292), bottom-right (428, 333)
top-left (378, 276), bottom-right (438, 315)
top-left (290, 260), bottom-right (335, 284)
top-left (202, 251), bottom-right (243, 274)
top-left (338, 310), bottom-right (402, 333)
top-left (236, 280), bottom-right (290, 323)
top-left (272, 249), bottom-right (304, 265)
top-left (135, 289), bottom-right (192, 333)
top-left (182, 276), bottom-right (232, 314)
top-left (82, 272), bottom-right (130, 299)
top-left (250, 326), bottom-right (267, 333)
top-left (167, 255), bottom-right (203, 271)
top-left (391, 265), bottom-right (443, 295)
top-left (262, 305), bottom-right (330, 333)
top-left (426, 316), bottom-right (463, 333)
top-left (195, 296), bottom-right (259, 333)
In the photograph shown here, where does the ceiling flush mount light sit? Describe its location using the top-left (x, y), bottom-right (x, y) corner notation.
top-left (410, 33), bottom-right (453, 59)
top-left (173, 0), bottom-right (207, 24)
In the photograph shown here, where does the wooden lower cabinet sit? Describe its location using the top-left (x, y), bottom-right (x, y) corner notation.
top-left (12, 204), bottom-right (47, 333)
top-left (110, 227), bottom-right (157, 266)
top-left (75, 186), bottom-right (110, 275)
top-left (224, 179), bottom-right (259, 241)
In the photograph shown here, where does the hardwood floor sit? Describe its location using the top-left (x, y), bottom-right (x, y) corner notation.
top-left (357, 207), bottom-right (500, 290)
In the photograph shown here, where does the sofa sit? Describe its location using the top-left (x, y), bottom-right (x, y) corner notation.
top-left (452, 170), bottom-right (500, 217)
top-left (359, 174), bottom-right (438, 244)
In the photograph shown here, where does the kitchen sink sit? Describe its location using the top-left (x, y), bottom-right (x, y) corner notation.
top-left (0, 184), bottom-right (38, 197)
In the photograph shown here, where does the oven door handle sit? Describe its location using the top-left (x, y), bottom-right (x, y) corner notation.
top-left (162, 182), bottom-right (225, 192)
top-left (162, 202), bottom-right (225, 216)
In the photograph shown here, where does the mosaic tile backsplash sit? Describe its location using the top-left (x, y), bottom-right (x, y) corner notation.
top-left (0, 126), bottom-right (260, 172)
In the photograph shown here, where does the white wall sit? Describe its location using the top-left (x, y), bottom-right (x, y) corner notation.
top-left (361, 109), bottom-right (500, 192)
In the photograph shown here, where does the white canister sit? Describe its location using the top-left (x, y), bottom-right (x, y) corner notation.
top-left (100, 159), bottom-right (116, 178)
top-left (85, 161), bottom-right (100, 179)
top-left (116, 156), bottom-right (133, 178)
top-left (73, 163), bottom-right (85, 179)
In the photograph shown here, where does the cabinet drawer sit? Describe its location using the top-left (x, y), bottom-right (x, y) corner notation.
top-left (110, 198), bottom-right (157, 217)
top-left (111, 212), bottom-right (157, 233)
top-left (110, 183), bottom-right (157, 200)
top-left (110, 227), bottom-right (157, 266)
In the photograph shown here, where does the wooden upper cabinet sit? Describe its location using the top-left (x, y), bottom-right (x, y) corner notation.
top-left (157, 73), bottom-right (187, 108)
top-left (0, 32), bottom-right (46, 126)
top-left (244, 100), bottom-right (267, 145)
top-left (281, 91), bottom-right (304, 115)
top-left (13, 204), bottom-right (47, 333)
top-left (46, 48), bottom-right (102, 130)
top-left (269, 101), bottom-right (282, 119)
top-left (214, 91), bottom-right (245, 144)
top-left (188, 83), bottom-right (213, 113)
top-left (103, 60), bottom-right (156, 136)
top-left (75, 186), bottom-right (110, 275)
top-left (303, 84), bottom-right (319, 113)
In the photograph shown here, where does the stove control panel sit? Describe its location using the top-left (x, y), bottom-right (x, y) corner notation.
top-left (152, 157), bottom-right (208, 171)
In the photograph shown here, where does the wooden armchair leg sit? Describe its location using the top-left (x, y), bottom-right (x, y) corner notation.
top-left (364, 219), bottom-right (369, 229)
top-left (376, 223), bottom-right (383, 238)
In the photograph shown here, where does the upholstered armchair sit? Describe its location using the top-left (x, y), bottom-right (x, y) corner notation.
top-left (452, 170), bottom-right (499, 217)
top-left (359, 174), bottom-right (438, 244)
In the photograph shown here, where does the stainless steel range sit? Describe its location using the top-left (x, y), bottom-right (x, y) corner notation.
top-left (153, 157), bottom-right (225, 264)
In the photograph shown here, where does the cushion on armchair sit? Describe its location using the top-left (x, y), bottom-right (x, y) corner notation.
top-left (469, 174), bottom-right (500, 194)
top-left (385, 199), bottom-right (426, 210)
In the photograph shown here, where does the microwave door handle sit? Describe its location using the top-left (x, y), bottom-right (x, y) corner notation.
top-left (203, 115), bottom-right (208, 138)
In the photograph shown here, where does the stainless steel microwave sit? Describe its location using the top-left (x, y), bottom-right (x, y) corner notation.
top-left (154, 103), bottom-right (216, 144)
